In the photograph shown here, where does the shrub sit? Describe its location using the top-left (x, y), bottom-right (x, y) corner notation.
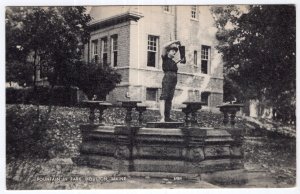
top-left (6, 105), bottom-right (68, 160)
top-left (6, 87), bottom-right (27, 104)
top-left (69, 61), bottom-right (122, 100)
top-left (6, 105), bottom-right (46, 159)
top-left (6, 86), bottom-right (81, 106)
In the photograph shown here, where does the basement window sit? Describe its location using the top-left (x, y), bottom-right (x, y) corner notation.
top-left (146, 88), bottom-right (158, 101)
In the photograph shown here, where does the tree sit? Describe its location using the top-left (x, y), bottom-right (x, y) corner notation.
top-left (211, 5), bottom-right (296, 122)
top-left (69, 62), bottom-right (122, 100)
top-left (6, 6), bottom-right (91, 87)
top-left (6, 6), bottom-right (122, 102)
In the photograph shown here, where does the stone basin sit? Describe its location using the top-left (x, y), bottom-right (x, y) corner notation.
top-left (82, 100), bottom-right (104, 106)
top-left (217, 104), bottom-right (244, 112)
top-left (81, 100), bottom-right (112, 107)
top-left (183, 101), bottom-right (206, 112)
top-left (118, 100), bottom-right (142, 108)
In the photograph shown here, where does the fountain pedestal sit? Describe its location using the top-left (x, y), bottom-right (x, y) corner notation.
top-left (75, 101), bottom-right (245, 175)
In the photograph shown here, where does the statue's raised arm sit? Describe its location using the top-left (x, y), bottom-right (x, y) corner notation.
top-left (161, 40), bottom-right (181, 57)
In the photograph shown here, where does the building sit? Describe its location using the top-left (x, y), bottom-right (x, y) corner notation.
top-left (85, 5), bottom-right (224, 108)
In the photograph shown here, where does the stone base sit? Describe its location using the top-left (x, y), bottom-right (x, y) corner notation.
top-left (77, 123), bottom-right (245, 174)
top-left (134, 158), bottom-right (243, 174)
top-left (74, 155), bottom-right (243, 174)
top-left (146, 122), bottom-right (184, 128)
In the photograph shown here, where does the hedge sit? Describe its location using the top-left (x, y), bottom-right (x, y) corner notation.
top-left (6, 86), bottom-right (85, 106)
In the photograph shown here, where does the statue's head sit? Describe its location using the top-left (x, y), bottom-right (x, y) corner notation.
top-left (167, 44), bottom-right (179, 58)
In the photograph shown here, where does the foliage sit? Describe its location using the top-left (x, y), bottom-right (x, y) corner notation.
top-left (211, 5), bottom-right (296, 119)
top-left (6, 86), bottom-right (80, 106)
top-left (5, 6), bottom-right (92, 87)
top-left (6, 7), bottom-right (121, 102)
top-left (6, 105), bottom-right (62, 159)
top-left (68, 62), bottom-right (122, 100)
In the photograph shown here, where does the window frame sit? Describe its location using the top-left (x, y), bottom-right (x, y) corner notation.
top-left (201, 45), bottom-right (211, 74)
top-left (201, 92), bottom-right (210, 106)
top-left (147, 35), bottom-right (159, 68)
top-left (111, 34), bottom-right (118, 67)
top-left (146, 88), bottom-right (158, 101)
top-left (191, 5), bottom-right (199, 20)
top-left (163, 5), bottom-right (171, 13)
top-left (193, 50), bottom-right (198, 66)
top-left (91, 39), bottom-right (99, 63)
top-left (101, 37), bottom-right (108, 65)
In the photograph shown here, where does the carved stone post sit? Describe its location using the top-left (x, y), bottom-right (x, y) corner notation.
top-left (136, 105), bottom-right (147, 126)
top-left (182, 102), bottom-right (205, 127)
top-left (98, 102), bottom-right (112, 124)
top-left (119, 100), bottom-right (141, 125)
top-left (89, 106), bottom-right (96, 124)
top-left (217, 104), bottom-right (244, 127)
top-left (182, 107), bottom-right (191, 127)
top-left (82, 100), bottom-right (104, 124)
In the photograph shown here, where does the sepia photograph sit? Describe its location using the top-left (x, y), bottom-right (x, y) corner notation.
top-left (4, 3), bottom-right (297, 190)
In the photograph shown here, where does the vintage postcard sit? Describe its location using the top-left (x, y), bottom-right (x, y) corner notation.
top-left (4, 3), bottom-right (297, 191)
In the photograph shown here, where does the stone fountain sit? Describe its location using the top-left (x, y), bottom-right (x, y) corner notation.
top-left (74, 100), bottom-right (245, 175)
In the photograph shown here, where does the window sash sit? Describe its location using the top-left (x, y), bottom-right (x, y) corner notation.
top-left (103, 53), bottom-right (108, 66)
top-left (201, 60), bottom-right (208, 74)
top-left (102, 38), bottom-right (108, 53)
top-left (147, 51), bottom-right (156, 67)
top-left (91, 40), bottom-right (99, 63)
top-left (92, 43), bottom-right (98, 55)
top-left (112, 35), bottom-right (118, 51)
top-left (201, 46), bottom-right (210, 74)
top-left (111, 35), bottom-right (118, 67)
top-left (147, 35), bottom-right (158, 67)
top-left (191, 6), bottom-right (197, 19)
top-left (194, 50), bottom-right (197, 65)
top-left (113, 51), bottom-right (117, 67)
top-left (164, 6), bottom-right (170, 12)
top-left (148, 36), bottom-right (157, 52)
top-left (201, 47), bottom-right (209, 60)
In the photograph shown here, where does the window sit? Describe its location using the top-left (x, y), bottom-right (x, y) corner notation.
top-left (111, 35), bottom-right (118, 67)
top-left (194, 50), bottom-right (197, 65)
top-left (163, 6), bottom-right (171, 13)
top-left (92, 39), bottom-right (99, 63)
top-left (191, 5), bottom-right (198, 19)
top-left (147, 35), bottom-right (159, 67)
top-left (146, 88), bottom-right (158, 101)
top-left (101, 37), bottom-right (108, 66)
top-left (201, 45), bottom-right (210, 74)
top-left (201, 92), bottom-right (210, 106)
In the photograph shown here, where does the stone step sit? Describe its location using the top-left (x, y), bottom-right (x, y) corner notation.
top-left (206, 129), bottom-right (231, 137)
top-left (93, 126), bottom-right (115, 133)
top-left (138, 128), bottom-right (184, 136)
top-left (205, 137), bottom-right (234, 143)
top-left (146, 122), bottom-right (184, 128)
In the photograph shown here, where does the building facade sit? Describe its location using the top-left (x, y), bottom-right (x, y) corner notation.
top-left (85, 6), bottom-right (224, 108)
